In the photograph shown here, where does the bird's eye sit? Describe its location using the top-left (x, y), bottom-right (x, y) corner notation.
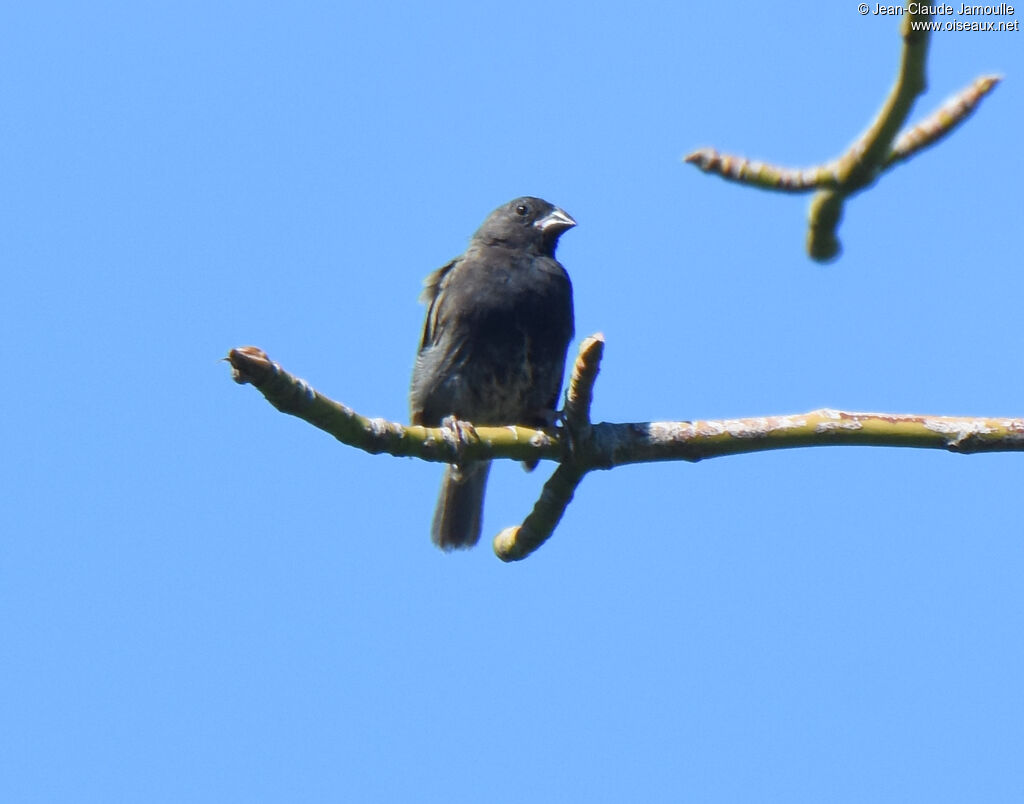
top-left (515, 203), bottom-right (529, 216)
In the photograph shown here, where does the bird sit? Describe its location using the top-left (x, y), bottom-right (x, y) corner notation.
top-left (410, 196), bottom-right (576, 550)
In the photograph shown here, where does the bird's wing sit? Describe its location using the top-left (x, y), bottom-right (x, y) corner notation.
top-left (418, 258), bottom-right (458, 350)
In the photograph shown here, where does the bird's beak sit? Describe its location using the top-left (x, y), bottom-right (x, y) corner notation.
top-left (535, 207), bottom-right (576, 234)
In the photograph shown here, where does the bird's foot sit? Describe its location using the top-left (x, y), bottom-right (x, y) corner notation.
top-left (556, 408), bottom-right (578, 462)
top-left (440, 414), bottom-right (479, 471)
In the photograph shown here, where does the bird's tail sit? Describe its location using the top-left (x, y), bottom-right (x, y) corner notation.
top-left (431, 461), bottom-right (491, 550)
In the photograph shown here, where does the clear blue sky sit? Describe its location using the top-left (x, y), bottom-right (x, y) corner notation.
top-left (3, 3), bottom-right (1022, 802)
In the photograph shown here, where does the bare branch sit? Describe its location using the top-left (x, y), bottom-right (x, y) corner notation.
top-left (227, 346), bottom-right (560, 465)
top-left (228, 340), bottom-right (1024, 560)
top-left (494, 465), bottom-right (587, 562)
top-left (884, 74), bottom-right (1002, 169)
top-left (562, 334), bottom-right (604, 445)
top-left (684, 6), bottom-right (1001, 262)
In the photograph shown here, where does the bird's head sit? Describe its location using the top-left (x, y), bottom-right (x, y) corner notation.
top-left (474, 196), bottom-right (576, 254)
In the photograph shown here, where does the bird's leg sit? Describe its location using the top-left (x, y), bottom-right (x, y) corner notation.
top-left (540, 407), bottom-right (561, 429)
top-left (551, 406), bottom-right (579, 463)
top-left (440, 414), bottom-right (479, 476)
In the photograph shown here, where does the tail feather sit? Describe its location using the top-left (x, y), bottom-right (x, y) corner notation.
top-left (431, 461), bottom-right (491, 550)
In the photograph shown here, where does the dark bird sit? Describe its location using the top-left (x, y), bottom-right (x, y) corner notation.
top-left (410, 197), bottom-right (576, 550)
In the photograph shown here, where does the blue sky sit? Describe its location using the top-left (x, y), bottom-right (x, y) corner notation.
top-left (3, 3), bottom-right (1022, 802)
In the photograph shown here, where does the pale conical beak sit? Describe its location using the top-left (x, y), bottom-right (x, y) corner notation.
top-left (535, 207), bottom-right (576, 234)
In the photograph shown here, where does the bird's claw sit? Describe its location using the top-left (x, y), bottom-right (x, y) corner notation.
top-left (440, 414), bottom-right (479, 469)
top-left (556, 408), bottom-right (581, 463)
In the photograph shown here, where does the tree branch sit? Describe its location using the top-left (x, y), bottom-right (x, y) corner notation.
top-left (683, 5), bottom-right (1001, 262)
top-left (227, 340), bottom-right (1024, 560)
